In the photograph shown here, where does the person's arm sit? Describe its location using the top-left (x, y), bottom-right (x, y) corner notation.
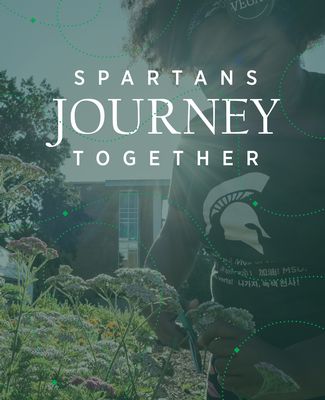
top-left (198, 319), bottom-right (325, 399)
top-left (143, 204), bottom-right (201, 348)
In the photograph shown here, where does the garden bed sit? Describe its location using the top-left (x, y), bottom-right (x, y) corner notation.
top-left (159, 347), bottom-right (208, 400)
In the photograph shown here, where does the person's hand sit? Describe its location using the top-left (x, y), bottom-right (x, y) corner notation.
top-left (198, 319), bottom-right (303, 399)
top-left (147, 298), bottom-right (199, 350)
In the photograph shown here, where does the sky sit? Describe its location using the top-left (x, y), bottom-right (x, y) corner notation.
top-left (0, 0), bottom-right (324, 182)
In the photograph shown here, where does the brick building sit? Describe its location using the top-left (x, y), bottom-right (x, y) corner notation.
top-left (71, 179), bottom-right (170, 278)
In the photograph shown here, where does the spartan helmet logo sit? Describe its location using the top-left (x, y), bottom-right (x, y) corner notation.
top-left (203, 172), bottom-right (271, 255)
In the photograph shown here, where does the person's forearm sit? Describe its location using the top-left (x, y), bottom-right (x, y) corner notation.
top-left (284, 334), bottom-right (325, 399)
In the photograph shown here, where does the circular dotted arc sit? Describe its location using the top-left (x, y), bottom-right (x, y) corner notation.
top-left (278, 54), bottom-right (325, 141)
top-left (219, 319), bottom-right (325, 400)
top-left (0, 0), bottom-right (103, 28)
top-left (55, 0), bottom-right (182, 60)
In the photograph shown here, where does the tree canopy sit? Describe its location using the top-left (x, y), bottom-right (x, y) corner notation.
top-left (0, 70), bottom-right (89, 261)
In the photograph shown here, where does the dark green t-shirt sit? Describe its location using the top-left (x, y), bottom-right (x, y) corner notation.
top-left (168, 70), bottom-right (325, 348)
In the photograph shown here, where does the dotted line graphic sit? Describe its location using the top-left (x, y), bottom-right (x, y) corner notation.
top-left (153, 0), bottom-right (182, 47)
top-left (24, 172), bottom-right (325, 286)
top-left (219, 319), bottom-right (325, 400)
top-left (278, 54), bottom-right (325, 141)
top-left (234, 134), bottom-right (325, 219)
top-left (36, 191), bottom-right (323, 283)
top-left (169, 198), bottom-right (325, 282)
top-left (38, 188), bottom-right (176, 226)
top-left (0, 0), bottom-right (103, 28)
top-left (0, 0), bottom-right (182, 62)
top-left (234, 146), bottom-right (325, 219)
top-left (236, 136), bottom-right (241, 177)
top-left (37, 194), bottom-right (113, 224)
top-left (254, 202), bottom-right (325, 219)
top-left (55, 0), bottom-right (182, 60)
top-left (233, 44), bottom-right (325, 217)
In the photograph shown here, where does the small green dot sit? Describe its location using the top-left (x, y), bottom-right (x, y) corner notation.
top-left (51, 379), bottom-right (57, 385)
top-left (30, 17), bottom-right (37, 23)
top-left (234, 347), bottom-right (240, 354)
top-left (62, 210), bottom-right (69, 217)
top-left (252, 201), bottom-right (258, 208)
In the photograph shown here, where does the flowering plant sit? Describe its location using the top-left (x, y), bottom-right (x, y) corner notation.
top-left (0, 152), bottom-right (193, 399)
top-left (0, 155), bottom-right (47, 245)
top-left (0, 155), bottom-right (46, 189)
top-left (0, 155), bottom-right (46, 224)
top-left (70, 375), bottom-right (115, 396)
top-left (186, 301), bottom-right (256, 336)
top-left (6, 237), bottom-right (58, 266)
top-left (114, 268), bottom-right (182, 314)
top-left (46, 265), bottom-right (88, 299)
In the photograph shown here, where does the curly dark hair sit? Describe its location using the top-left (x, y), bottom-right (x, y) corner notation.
top-left (122, 0), bottom-right (325, 71)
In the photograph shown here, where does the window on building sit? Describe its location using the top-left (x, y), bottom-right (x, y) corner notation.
top-left (118, 191), bottom-right (139, 268)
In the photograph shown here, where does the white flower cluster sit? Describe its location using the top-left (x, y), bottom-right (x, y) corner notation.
top-left (25, 311), bottom-right (58, 327)
top-left (114, 268), bottom-right (182, 313)
top-left (22, 346), bottom-right (62, 361)
top-left (93, 339), bottom-right (120, 354)
top-left (187, 301), bottom-right (256, 336)
top-left (120, 282), bottom-right (158, 304)
top-left (252, 362), bottom-right (300, 399)
top-left (56, 314), bottom-right (93, 330)
top-left (0, 155), bottom-right (46, 210)
top-left (115, 267), bottom-right (166, 287)
top-left (45, 265), bottom-right (88, 297)
top-left (86, 273), bottom-right (118, 294)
